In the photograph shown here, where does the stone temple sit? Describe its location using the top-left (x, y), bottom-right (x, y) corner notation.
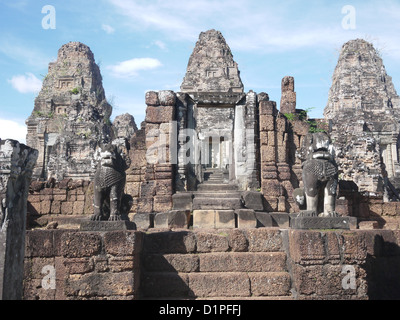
top-left (25, 42), bottom-right (136, 182)
top-left (2, 30), bottom-right (400, 300)
top-left (325, 39), bottom-right (400, 197)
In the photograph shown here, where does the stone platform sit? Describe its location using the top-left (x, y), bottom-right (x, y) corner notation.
top-left (80, 220), bottom-right (136, 231)
top-left (290, 216), bottom-right (357, 230)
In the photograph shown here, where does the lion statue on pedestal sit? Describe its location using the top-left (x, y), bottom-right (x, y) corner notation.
top-left (294, 132), bottom-right (338, 217)
top-left (91, 144), bottom-right (130, 221)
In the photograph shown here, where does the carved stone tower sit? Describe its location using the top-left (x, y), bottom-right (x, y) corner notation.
top-left (324, 39), bottom-right (400, 194)
top-left (26, 42), bottom-right (113, 181)
top-left (181, 29), bottom-right (244, 93)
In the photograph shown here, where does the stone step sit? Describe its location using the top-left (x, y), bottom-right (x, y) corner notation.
top-left (197, 183), bottom-right (238, 192)
top-left (140, 271), bottom-right (292, 299)
top-left (201, 180), bottom-right (227, 185)
top-left (192, 197), bottom-right (242, 210)
top-left (143, 252), bottom-right (287, 273)
top-left (193, 192), bottom-right (242, 199)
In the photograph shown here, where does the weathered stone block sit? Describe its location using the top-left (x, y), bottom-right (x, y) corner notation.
top-left (158, 90), bottom-right (176, 106)
top-left (382, 202), bottom-right (398, 216)
top-left (143, 231), bottom-right (196, 254)
top-left (143, 254), bottom-right (199, 273)
top-left (108, 256), bottom-right (135, 272)
top-left (145, 105), bottom-right (175, 124)
top-left (260, 131), bottom-right (268, 145)
top-left (241, 191), bottom-right (265, 211)
top-left (61, 232), bottom-right (102, 258)
top-left (154, 210), bottom-right (190, 229)
top-left (64, 257), bottom-right (94, 274)
top-left (193, 210), bottom-right (215, 229)
top-left (137, 198), bottom-right (153, 213)
top-left (199, 252), bottom-right (286, 273)
top-left (73, 201), bottom-right (85, 215)
top-left (25, 230), bottom-right (55, 258)
top-left (245, 228), bottom-right (283, 252)
top-left (153, 195), bottom-right (173, 212)
top-left (195, 232), bottom-right (230, 252)
top-left (145, 91), bottom-right (159, 106)
top-left (155, 179), bottom-right (173, 195)
top-left (290, 217), bottom-right (356, 230)
top-left (226, 229), bottom-right (248, 252)
top-left (172, 192), bottom-right (193, 211)
top-left (132, 213), bottom-right (154, 229)
top-left (255, 212), bottom-right (273, 227)
top-left (270, 212), bottom-right (290, 228)
top-left (259, 115), bottom-right (275, 132)
top-left (249, 272), bottom-right (291, 296)
top-left (261, 145), bottom-right (276, 162)
top-left (261, 180), bottom-right (282, 197)
top-left (289, 230), bottom-right (326, 264)
top-left (40, 200), bottom-right (52, 214)
top-left (215, 210), bottom-right (235, 229)
top-left (104, 231), bottom-right (141, 256)
top-left (65, 272), bottom-right (135, 297)
top-left (141, 272), bottom-right (189, 298)
top-left (259, 100), bottom-right (277, 116)
top-left (61, 201), bottom-right (74, 215)
top-left (236, 209), bottom-right (257, 229)
top-left (50, 201), bottom-right (61, 214)
top-left (188, 272), bottom-right (250, 297)
top-left (140, 180), bottom-right (156, 198)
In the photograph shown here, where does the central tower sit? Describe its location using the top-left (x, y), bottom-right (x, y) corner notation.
top-left (175, 29), bottom-right (258, 192)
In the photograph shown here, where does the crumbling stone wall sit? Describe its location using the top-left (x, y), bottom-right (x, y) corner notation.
top-left (288, 229), bottom-right (400, 299)
top-left (27, 179), bottom-right (93, 229)
top-left (259, 100), bottom-right (309, 213)
top-left (23, 229), bottom-right (143, 300)
top-left (125, 90), bottom-right (176, 217)
top-left (23, 228), bottom-right (400, 300)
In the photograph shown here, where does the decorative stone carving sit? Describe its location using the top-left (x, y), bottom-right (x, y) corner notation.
top-left (296, 132), bottom-right (338, 217)
top-left (91, 144), bottom-right (130, 221)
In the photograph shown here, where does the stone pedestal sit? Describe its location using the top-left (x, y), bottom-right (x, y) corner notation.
top-left (290, 216), bottom-right (358, 230)
top-left (79, 220), bottom-right (136, 231)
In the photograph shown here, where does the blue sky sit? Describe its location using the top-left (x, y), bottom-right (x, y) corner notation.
top-left (1, 0), bottom-right (400, 144)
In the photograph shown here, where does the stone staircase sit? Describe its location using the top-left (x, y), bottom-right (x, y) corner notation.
top-left (139, 228), bottom-right (293, 300)
top-left (192, 169), bottom-right (243, 210)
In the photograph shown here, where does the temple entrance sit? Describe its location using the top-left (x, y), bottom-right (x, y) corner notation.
top-left (206, 137), bottom-right (226, 169)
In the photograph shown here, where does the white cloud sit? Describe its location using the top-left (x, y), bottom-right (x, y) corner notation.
top-left (153, 40), bottom-right (167, 50)
top-left (102, 24), bottom-right (115, 34)
top-left (0, 119), bottom-right (27, 144)
top-left (107, 0), bottom-right (400, 60)
top-left (107, 58), bottom-right (162, 78)
top-left (8, 73), bottom-right (42, 94)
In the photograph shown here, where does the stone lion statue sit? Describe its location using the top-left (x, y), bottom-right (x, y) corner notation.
top-left (295, 132), bottom-right (338, 217)
top-left (91, 144), bottom-right (130, 221)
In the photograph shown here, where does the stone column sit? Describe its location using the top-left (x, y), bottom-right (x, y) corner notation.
top-left (280, 76), bottom-right (296, 115)
top-left (0, 139), bottom-right (38, 299)
top-left (259, 101), bottom-right (281, 212)
top-left (140, 90), bottom-right (176, 214)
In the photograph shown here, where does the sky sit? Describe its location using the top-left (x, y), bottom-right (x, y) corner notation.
top-left (1, 0), bottom-right (400, 144)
